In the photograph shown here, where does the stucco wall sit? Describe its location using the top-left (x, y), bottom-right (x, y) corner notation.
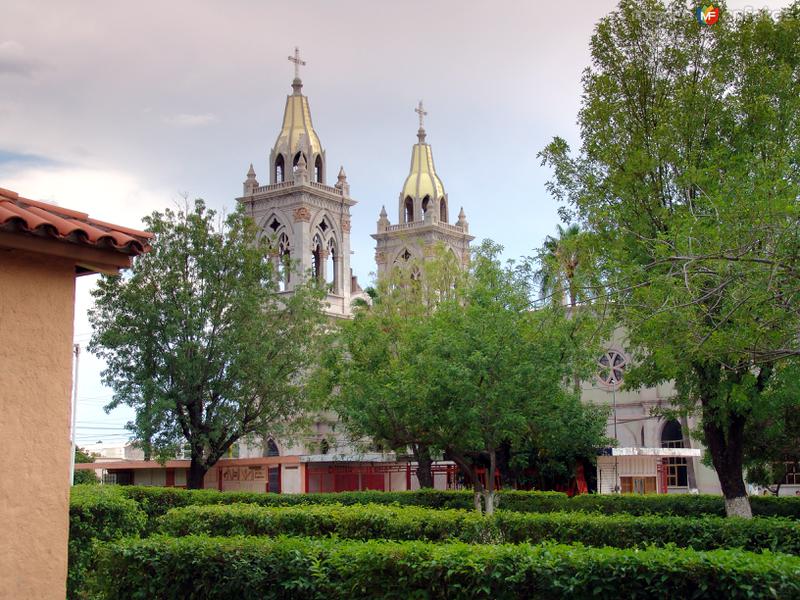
top-left (0, 249), bottom-right (76, 600)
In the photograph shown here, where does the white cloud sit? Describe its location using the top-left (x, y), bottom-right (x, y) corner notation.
top-left (0, 40), bottom-right (42, 76)
top-left (163, 113), bottom-right (217, 127)
top-left (0, 163), bottom-right (175, 228)
top-left (0, 163), bottom-right (174, 434)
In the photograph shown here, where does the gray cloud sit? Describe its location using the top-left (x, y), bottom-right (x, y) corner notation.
top-left (0, 41), bottom-right (42, 76)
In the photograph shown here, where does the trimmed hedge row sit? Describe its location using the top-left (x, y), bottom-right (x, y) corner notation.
top-left (68, 485), bottom-right (146, 599)
top-left (159, 502), bottom-right (800, 553)
top-left (91, 535), bottom-right (800, 599)
top-left (116, 484), bottom-right (800, 522)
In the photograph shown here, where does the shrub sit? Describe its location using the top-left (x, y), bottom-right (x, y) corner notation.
top-left (91, 535), bottom-right (800, 599)
top-left (68, 485), bottom-right (146, 599)
top-left (118, 485), bottom-right (800, 522)
top-left (158, 503), bottom-right (800, 553)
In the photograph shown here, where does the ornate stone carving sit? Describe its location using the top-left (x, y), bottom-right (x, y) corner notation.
top-left (374, 251), bottom-right (386, 264)
top-left (293, 207), bottom-right (311, 222)
top-left (341, 218), bottom-right (351, 233)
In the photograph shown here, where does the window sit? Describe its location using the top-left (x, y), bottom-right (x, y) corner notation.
top-left (422, 196), bottom-right (430, 216)
top-left (314, 155), bottom-right (323, 183)
top-left (326, 238), bottom-right (337, 292)
top-left (620, 476), bottom-right (656, 494)
top-left (263, 439), bottom-right (279, 458)
top-left (440, 199), bottom-right (448, 223)
top-left (312, 235), bottom-right (323, 283)
top-left (269, 218), bottom-right (281, 233)
top-left (293, 152), bottom-right (305, 172)
top-left (598, 349), bottom-right (627, 388)
top-left (661, 419), bottom-right (688, 488)
top-left (404, 197), bottom-right (414, 223)
top-left (277, 233), bottom-right (290, 291)
top-left (781, 460), bottom-right (800, 485)
top-left (275, 155), bottom-right (285, 183)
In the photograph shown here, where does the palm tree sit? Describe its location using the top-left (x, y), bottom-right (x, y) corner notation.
top-left (534, 224), bottom-right (588, 307)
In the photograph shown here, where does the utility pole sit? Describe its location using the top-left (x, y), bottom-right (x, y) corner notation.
top-left (69, 343), bottom-right (80, 486)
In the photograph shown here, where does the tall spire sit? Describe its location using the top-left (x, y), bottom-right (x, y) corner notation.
top-left (400, 101), bottom-right (445, 222)
top-left (269, 48), bottom-right (325, 185)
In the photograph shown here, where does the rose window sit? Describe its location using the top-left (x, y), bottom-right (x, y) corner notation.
top-left (598, 349), bottom-right (626, 387)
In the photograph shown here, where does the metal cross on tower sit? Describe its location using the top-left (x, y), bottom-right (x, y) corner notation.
top-left (288, 46), bottom-right (306, 79)
top-left (415, 100), bottom-right (427, 129)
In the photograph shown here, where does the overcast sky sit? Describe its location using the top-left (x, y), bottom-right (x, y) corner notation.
top-left (1, 0), bottom-right (790, 446)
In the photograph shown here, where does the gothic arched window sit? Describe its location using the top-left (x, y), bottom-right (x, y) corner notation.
top-left (314, 155), bottom-right (323, 183)
top-left (404, 197), bottom-right (414, 223)
top-left (293, 152), bottom-right (306, 172)
top-left (326, 238), bottom-right (337, 293)
top-left (422, 196), bottom-right (430, 216)
top-left (262, 439), bottom-right (280, 457)
top-left (440, 199), bottom-right (448, 223)
top-left (312, 235), bottom-right (323, 283)
top-left (275, 155), bottom-right (285, 183)
top-left (277, 233), bottom-right (290, 291)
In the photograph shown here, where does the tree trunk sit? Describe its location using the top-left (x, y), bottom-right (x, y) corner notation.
top-left (483, 447), bottom-right (498, 516)
top-left (187, 457), bottom-right (208, 490)
top-left (446, 449), bottom-right (483, 514)
top-left (702, 409), bottom-right (752, 518)
top-left (412, 444), bottom-right (434, 489)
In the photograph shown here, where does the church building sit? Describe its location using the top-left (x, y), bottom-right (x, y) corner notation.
top-left (79, 49), bottom-right (781, 498)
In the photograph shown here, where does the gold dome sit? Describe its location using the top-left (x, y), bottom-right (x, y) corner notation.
top-left (272, 86), bottom-right (324, 160)
top-left (401, 136), bottom-right (445, 201)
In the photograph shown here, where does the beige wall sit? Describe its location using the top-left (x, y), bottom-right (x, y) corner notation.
top-left (0, 249), bottom-right (76, 600)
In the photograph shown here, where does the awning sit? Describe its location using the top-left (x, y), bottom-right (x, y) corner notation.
top-left (599, 447), bottom-right (701, 458)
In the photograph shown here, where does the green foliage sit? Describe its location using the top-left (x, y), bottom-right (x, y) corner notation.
top-left (68, 485), bottom-right (146, 599)
top-left (114, 485), bottom-right (800, 523)
top-left (158, 502), bottom-right (800, 553)
top-left (323, 242), bottom-right (608, 506)
top-left (73, 447), bottom-right (99, 485)
top-left (88, 199), bottom-right (325, 487)
top-left (540, 0), bottom-right (800, 514)
top-left (91, 535), bottom-right (800, 599)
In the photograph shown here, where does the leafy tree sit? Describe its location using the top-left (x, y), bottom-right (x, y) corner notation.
top-left (419, 242), bottom-right (604, 513)
top-left (73, 447), bottom-right (99, 485)
top-left (540, 0), bottom-right (800, 516)
top-left (319, 246), bottom-right (464, 488)
top-left (533, 224), bottom-right (596, 308)
top-left (743, 360), bottom-right (800, 495)
top-left (89, 200), bottom-right (325, 489)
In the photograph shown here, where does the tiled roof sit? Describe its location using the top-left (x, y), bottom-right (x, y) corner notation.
top-left (0, 187), bottom-right (152, 254)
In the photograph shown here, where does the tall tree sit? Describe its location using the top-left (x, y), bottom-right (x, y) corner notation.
top-left (420, 242), bottom-right (604, 513)
top-left (319, 246), bottom-right (464, 488)
top-left (541, 0), bottom-right (800, 516)
top-left (534, 224), bottom-right (593, 307)
top-left (89, 200), bottom-right (325, 489)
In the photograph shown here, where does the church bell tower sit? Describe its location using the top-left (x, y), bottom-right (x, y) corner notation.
top-left (237, 48), bottom-right (359, 318)
top-left (372, 101), bottom-right (473, 277)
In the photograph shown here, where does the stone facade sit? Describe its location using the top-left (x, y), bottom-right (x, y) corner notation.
top-left (371, 118), bottom-right (473, 278)
top-left (237, 75), bottom-right (364, 319)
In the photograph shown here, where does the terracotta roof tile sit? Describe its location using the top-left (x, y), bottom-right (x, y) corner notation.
top-left (0, 186), bottom-right (152, 255)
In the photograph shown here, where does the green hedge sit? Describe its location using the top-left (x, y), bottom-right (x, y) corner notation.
top-left (91, 535), bottom-right (800, 599)
top-left (117, 485), bottom-right (800, 522)
top-left (158, 503), bottom-right (800, 553)
top-left (68, 485), bottom-right (146, 599)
